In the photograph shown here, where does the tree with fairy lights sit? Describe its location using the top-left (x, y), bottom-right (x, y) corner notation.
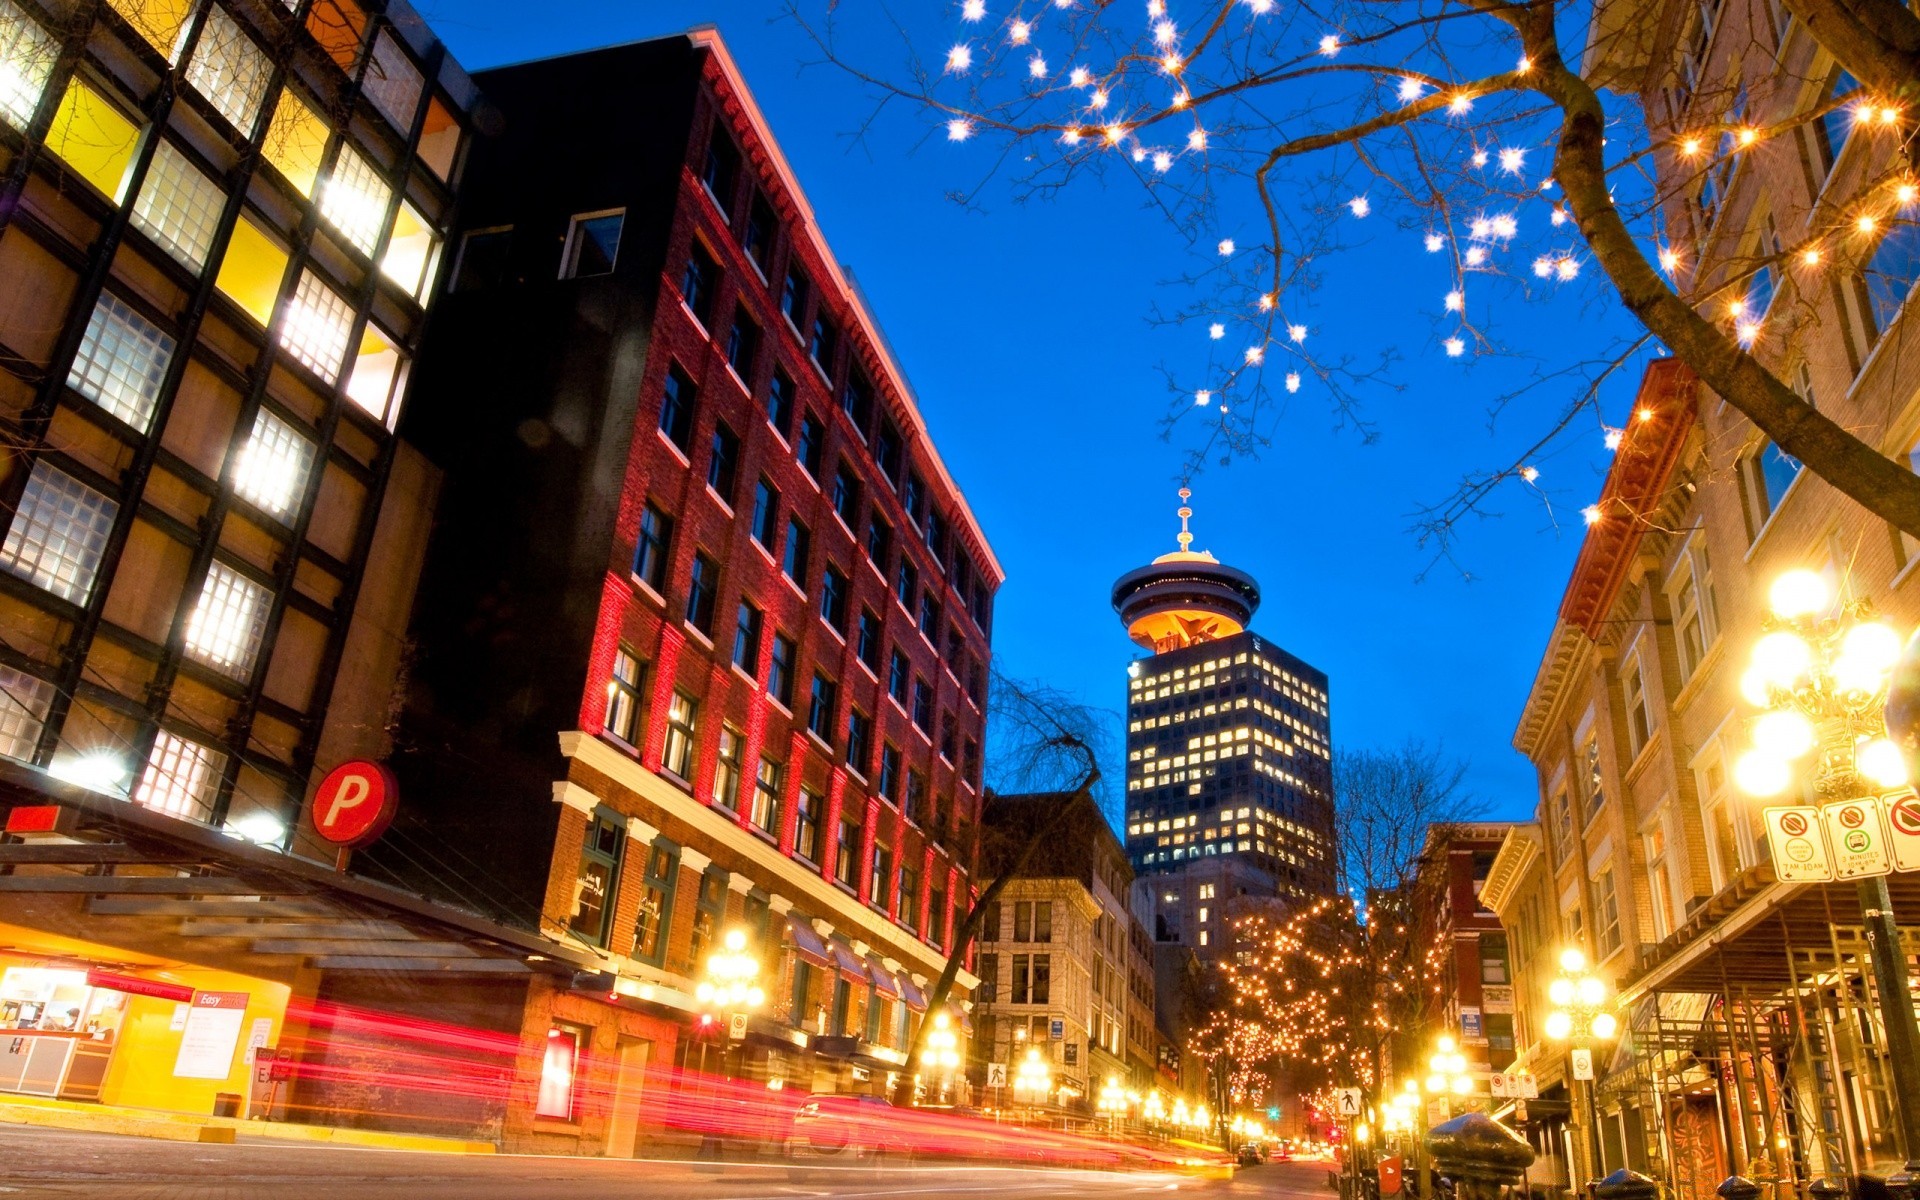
top-left (797, 0), bottom-right (1920, 560)
top-left (1190, 741), bottom-right (1475, 1116)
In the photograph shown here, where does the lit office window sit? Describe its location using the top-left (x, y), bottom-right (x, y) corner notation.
top-left (279, 269), bottom-right (354, 383)
top-left (107, 0), bottom-right (194, 62)
top-left (184, 7), bottom-right (272, 134)
top-left (135, 730), bottom-right (226, 822)
top-left (183, 561), bottom-right (269, 678)
top-left (0, 1), bottom-right (56, 129)
top-left (344, 324), bottom-right (407, 425)
top-left (231, 409), bottom-right (314, 519)
top-left (319, 143), bottom-right (391, 257)
top-left (262, 89), bottom-right (328, 197)
top-left (417, 97), bottom-right (460, 180)
top-left (360, 31), bottom-right (422, 133)
top-left (45, 78), bottom-right (141, 202)
top-left (130, 141), bottom-right (224, 271)
top-left (0, 461), bottom-right (118, 605)
top-left (67, 294), bottom-right (175, 432)
top-left (215, 216), bottom-right (290, 327)
top-left (0, 665), bottom-right (50, 762)
top-left (381, 201), bottom-right (439, 299)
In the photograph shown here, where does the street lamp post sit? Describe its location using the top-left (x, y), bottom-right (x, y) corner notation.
top-left (1732, 569), bottom-right (1920, 1175)
top-left (1013, 1046), bottom-right (1052, 1121)
top-left (1544, 947), bottom-right (1617, 1182)
top-left (692, 928), bottom-right (764, 1162)
top-left (1425, 1035), bottom-right (1474, 1118)
top-left (1097, 1075), bottom-right (1129, 1132)
top-left (917, 1010), bottom-right (961, 1105)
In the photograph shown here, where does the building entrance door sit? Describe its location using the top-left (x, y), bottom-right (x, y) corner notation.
top-left (605, 1038), bottom-right (652, 1158)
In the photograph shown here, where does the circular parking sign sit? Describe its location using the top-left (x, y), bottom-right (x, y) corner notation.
top-left (1840, 805), bottom-right (1866, 829)
top-left (1892, 796), bottom-right (1920, 836)
top-left (1786, 837), bottom-right (1816, 863)
top-left (1845, 829), bottom-right (1873, 854)
top-left (1780, 812), bottom-right (1808, 836)
top-left (310, 760), bottom-right (398, 847)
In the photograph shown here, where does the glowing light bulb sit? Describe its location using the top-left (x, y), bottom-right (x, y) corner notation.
top-left (1009, 19), bottom-right (1031, 43)
top-left (1859, 214), bottom-right (1880, 233)
top-left (1590, 1012), bottom-right (1619, 1040)
top-left (1861, 738), bottom-right (1909, 787)
top-left (1499, 147), bottom-right (1526, 173)
top-left (1556, 256), bottom-right (1580, 280)
top-left (947, 118), bottom-right (975, 141)
top-left (1843, 621), bottom-right (1902, 674)
top-left (1544, 1011), bottom-right (1572, 1039)
top-left (1659, 247), bottom-right (1680, 271)
top-left (1103, 123), bottom-right (1125, 144)
top-left (1449, 92), bottom-right (1473, 114)
top-left (1070, 66), bottom-right (1092, 88)
top-left (1559, 948), bottom-right (1587, 972)
top-left (1582, 504), bottom-right (1603, 525)
top-left (1398, 77), bottom-right (1426, 102)
top-left (1288, 323), bottom-right (1307, 342)
top-left (1188, 127), bottom-right (1207, 151)
top-left (1753, 708), bottom-right (1816, 760)
top-left (1285, 372), bottom-right (1301, 393)
top-left (1899, 183), bottom-right (1918, 204)
top-left (1244, 345), bottom-right (1265, 364)
top-left (1258, 293), bottom-right (1275, 311)
top-left (1736, 320), bottom-right (1760, 346)
top-left (1471, 149), bottom-right (1489, 167)
top-left (1603, 426), bottom-right (1623, 450)
top-left (1209, 322), bottom-right (1225, 339)
top-left (1737, 127), bottom-right (1758, 146)
top-left (1740, 668), bottom-right (1772, 707)
top-left (1444, 290), bottom-right (1464, 312)
top-left (946, 44), bottom-right (973, 72)
top-left (963, 0), bottom-right (986, 19)
top-left (1217, 237), bottom-right (1235, 256)
top-left (1444, 337), bottom-right (1465, 357)
top-left (1679, 137), bottom-right (1702, 157)
top-left (1152, 151), bottom-right (1172, 172)
top-left (1349, 196), bottom-right (1371, 217)
top-left (1752, 629), bottom-right (1814, 686)
top-left (1424, 233), bottom-right (1444, 252)
top-left (1029, 54), bottom-right (1048, 78)
top-left (1735, 748), bottom-right (1791, 796)
top-left (1090, 88), bottom-right (1109, 110)
top-left (1802, 246), bottom-right (1822, 265)
top-left (1520, 465), bottom-right (1539, 482)
top-left (1491, 214), bottom-right (1517, 238)
top-left (1195, 390), bottom-right (1213, 406)
top-left (1548, 979), bottom-right (1573, 1005)
top-left (1466, 246), bottom-right (1486, 265)
top-left (1552, 207), bottom-right (1568, 226)
top-left (1319, 34), bottom-right (1341, 56)
top-left (1769, 569), bottom-right (1829, 618)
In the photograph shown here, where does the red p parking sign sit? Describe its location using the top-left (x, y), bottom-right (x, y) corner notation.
top-left (310, 760), bottom-right (399, 848)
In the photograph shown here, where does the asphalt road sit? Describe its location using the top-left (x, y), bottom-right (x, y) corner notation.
top-left (0, 1125), bottom-right (1333, 1199)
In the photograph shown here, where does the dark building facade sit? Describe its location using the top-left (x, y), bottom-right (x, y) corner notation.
top-left (388, 29), bottom-right (1000, 1152)
top-left (1115, 495), bottom-right (1334, 964)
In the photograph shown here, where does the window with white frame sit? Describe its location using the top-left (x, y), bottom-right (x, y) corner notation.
top-left (1622, 654), bottom-right (1653, 757)
top-left (1592, 866), bottom-right (1622, 956)
top-left (183, 560), bottom-right (269, 678)
top-left (230, 409), bottom-right (313, 519)
top-left (0, 0), bottom-right (57, 130)
top-left (67, 294), bottom-right (174, 431)
top-left (318, 143), bottom-right (392, 257)
top-left (135, 729), bottom-right (226, 821)
top-left (184, 6), bottom-right (272, 134)
top-left (1668, 532), bottom-right (1718, 679)
top-left (0, 664), bottom-right (50, 762)
top-left (279, 269), bottom-right (354, 383)
top-left (0, 461), bottom-right (117, 604)
top-left (1693, 738), bottom-right (1754, 891)
top-left (605, 646), bottom-right (640, 744)
top-left (130, 140), bottom-right (224, 271)
top-left (344, 325), bottom-right (407, 425)
top-left (360, 31), bottom-right (422, 133)
top-left (1645, 821), bottom-right (1676, 940)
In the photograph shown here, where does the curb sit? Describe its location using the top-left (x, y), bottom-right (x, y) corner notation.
top-left (0, 1096), bottom-right (494, 1155)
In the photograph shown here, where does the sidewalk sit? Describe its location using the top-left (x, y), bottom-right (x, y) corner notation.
top-left (0, 1093), bottom-right (495, 1153)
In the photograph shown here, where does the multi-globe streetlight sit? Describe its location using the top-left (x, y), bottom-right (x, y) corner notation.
top-left (1013, 1046), bottom-right (1052, 1111)
top-left (1731, 568), bottom-right (1920, 1171)
top-left (1543, 947), bottom-right (1615, 1182)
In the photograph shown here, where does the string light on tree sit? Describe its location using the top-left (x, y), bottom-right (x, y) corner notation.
top-left (947, 118), bottom-right (975, 142)
top-left (1350, 196), bottom-right (1372, 217)
top-left (963, 0), bottom-right (986, 20)
top-left (1318, 33), bottom-right (1341, 55)
top-left (947, 44), bottom-right (973, 72)
top-left (1424, 233), bottom-right (1444, 252)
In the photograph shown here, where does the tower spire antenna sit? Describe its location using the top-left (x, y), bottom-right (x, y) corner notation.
top-left (1176, 487), bottom-right (1194, 554)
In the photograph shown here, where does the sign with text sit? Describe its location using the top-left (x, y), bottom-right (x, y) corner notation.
top-left (1460, 1007), bottom-right (1484, 1040)
top-left (1887, 791), bottom-right (1920, 871)
top-left (1049, 1017), bottom-right (1064, 1041)
top-left (1764, 806), bottom-right (1834, 882)
top-left (310, 760), bottom-right (399, 848)
top-left (173, 991), bottom-right (250, 1080)
top-left (1570, 1048), bottom-right (1594, 1081)
top-left (1823, 796), bottom-right (1893, 879)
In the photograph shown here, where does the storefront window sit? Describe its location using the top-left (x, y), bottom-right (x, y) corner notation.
top-left (535, 1024), bottom-right (581, 1120)
top-left (690, 870), bottom-right (726, 963)
top-left (568, 809), bottom-right (622, 946)
top-left (632, 841), bottom-right (677, 966)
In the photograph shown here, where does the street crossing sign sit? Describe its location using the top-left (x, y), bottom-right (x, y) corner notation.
top-left (1886, 791), bottom-right (1920, 871)
top-left (987, 1062), bottom-right (1007, 1087)
top-left (1823, 796), bottom-right (1893, 879)
top-left (1334, 1087), bottom-right (1363, 1117)
top-left (1763, 806), bottom-right (1834, 882)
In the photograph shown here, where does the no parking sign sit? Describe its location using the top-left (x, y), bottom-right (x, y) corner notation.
top-left (1886, 791), bottom-right (1920, 871)
top-left (1764, 806), bottom-right (1832, 882)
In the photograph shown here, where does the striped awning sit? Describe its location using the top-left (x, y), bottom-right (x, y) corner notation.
top-left (829, 938), bottom-right (867, 980)
top-left (866, 956), bottom-right (899, 998)
top-left (786, 914), bottom-right (832, 968)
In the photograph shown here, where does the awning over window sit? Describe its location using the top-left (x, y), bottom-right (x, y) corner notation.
top-left (786, 914), bottom-right (832, 968)
top-left (866, 956), bottom-right (899, 998)
top-left (899, 974), bottom-right (928, 1011)
top-left (829, 937), bottom-right (867, 981)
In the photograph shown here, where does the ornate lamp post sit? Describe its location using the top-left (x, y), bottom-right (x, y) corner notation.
top-left (1733, 569), bottom-right (1920, 1176)
top-left (1097, 1075), bottom-right (1129, 1131)
top-left (1425, 1035), bottom-right (1474, 1115)
top-left (917, 1010), bottom-right (961, 1104)
top-left (1544, 947), bottom-right (1617, 1181)
top-left (692, 928), bottom-right (763, 1161)
top-left (1013, 1046), bottom-right (1052, 1118)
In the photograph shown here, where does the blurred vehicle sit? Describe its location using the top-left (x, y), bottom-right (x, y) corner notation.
top-left (1274, 1141), bottom-right (1294, 1161)
top-left (1238, 1144), bottom-right (1264, 1167)
top-left (786, 1094), bottom-right (916, 1176)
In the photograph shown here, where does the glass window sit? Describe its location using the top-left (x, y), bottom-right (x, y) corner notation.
top-left (1594, 868), bottom-right (1621, 956)
top-left (562, 210), bottom-right (622, 278)
top-left (810, 312), bottom-right (836, 373)
top-left (1624, 658), bottom-right (1652, 755)
top-left (795, 413), bottom-right (823, 478)
top-left (743, 192), bottom-right (775, 275)
top-left (632, 841), bottom-right (678, 963)
top-left (108, 0), bottom-right (194, 63)
top-left (451, 227), bottom-right (512, 292)
top-left (131, 141), bottom-right (223, 271)
top-left (732, 600), bottom-right (761, 672)
top-left (713, 725), bottom-right (743, 811)
top-left (535, 1025), bottom-right (580, 1120)
top-left (135, 729), bottom-right (225, 822)
top-left (686, 550), bottom-right (718, 635)
top-left (662, 690), bottom-right (697, 780)
top-left (912, 678), bottom-right (932, 731)
top-left (68, 294), bottom-right (174, 432)
top-left (0, 0), bottom-right (56, 130)
top-left (318, 143), bottom-right (392, 258)
top-left (831, 461), bottom-right (860, 526)
top-left (835, 813), bottom-right (860, 888)
top-left (768, 633), bottom-right (796, 708)
top-left (635, 501), bottom-right (672, 592)
top-left (345, 325), bottom-right (407, 425)
top-left (1862, 217), bottom-right (1920, 341)
top-left (767, 369), bottom-right (794, 437)
top-left (184, 7), bottom-right (272, 134)
top-left (46, 78), bottom-right (141, 202)
top-left (845, 707), bottom-right (871, 773)
top-left (605, 646), bottom-right (640, 744)
top-left (0, 665), bottom-right (50, 762)
top-left (215, 216), bottom-right (290, 327)
top-left (681, 243), bottom-right (717, 327)
top-left (867, 513), bottom-right (892, 572)
top-left (304, 0), bottom-right (366, 75)
top-left (841, 376), bottom-right (872, 433)
top-left (707, 421), bottom-right (739, 503)
top-left (751, 478), bottom-right (779, 549)
top-left (870, 841), bottom-right (893, 908)
top-left (899, 864), bottom-right (921, 928)
top-left (281, 269), bottom-right (355, 384)
top-left (183, 560), bottom-right (270, 678)
top-left (751, 756), bottom-right (781, 835)
top-left (783, 518), bottom-right (809, 584)
top-left (872, 420), bottom-right (901, 484)
top-left (381, 201), bottom-right (440, 300)
top-left (820, 563), bottom-right (848, 631)
top-left (568, 808), bottom-right (623, 945)
top-left (808, 672), bottom-right (836, 741)
top-left (782, 264), bottom-right (808, 327)
top-left (887, 650), bottom-right (908, 703)
top-left (895, 559), bottom-right (917, 610)
top-left (702, 126), bottom-right (740, 211)
top-left (726, 305), bottom-right (759, 378)
top-left (231, 408), bottom-right (314, 520)
top-left (658, 364), bottom-right (694, 452)
top-left (416, 97), bottom-right (461, 181)
top-left (361, 31), bottom-right (423, 133)
top-left (795, 785), bottom-right (822, 861)
top-left (263, 89), bottom-right (329, 198)
top-left (0, 462), bottom-right (117, 604)
top-left (878, 743), bottom-right (901, 802)
top-left (856, 609), bottom-right (882, 671)
top-left (690, 870), bottom-right (727, 961)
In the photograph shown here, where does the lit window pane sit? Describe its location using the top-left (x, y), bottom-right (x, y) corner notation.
top-left (135, 730), bottom-right (226, 822)
top-left (131, 141), bottom-right (225, 271)
top-left (345, 324), bottom-right (406, 425)
top-left (0, 461), bottom-right (118, 604)
top-left (279, 269), bottom-right (354, 383)
top-left (417, 96), bottom-right (459, 181)
top-left (231, 409), bottom-right (313, 519)
top-left (68, 294), bottom-right (175, 431)
top-left (360, 31), bottom-right (422, 133)
top-left (183, 560), bottom-right (269, 677)
top-left (215, 216), bottom-right (290, 327)
top-left (45, 78), bottom-right (141, 202)
top-left (318, 143), bottom-right (391, 256)
top-left (107, 0), bottom-right (195, 63)
top-left (184, 6), bottom-right (272, 134)
top-left (263, 89), bottom-right (329, 197)
top-left (0, 665), bottom-right (51, 762)
top-left (0, 0), bottom-right (56, 129)
top-left (381, 201), bottom-right (438, 299)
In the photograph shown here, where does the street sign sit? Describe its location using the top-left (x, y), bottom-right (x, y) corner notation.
top-left (1823, 796), bottom-right (1893, 879)
top-left (1515, 1072), bottom-right (1538, 1098)
top-left (1334, 1086), bottom-right (1363, 1116)
top-left (1049, 1017), bottom-right (1065, 1040)
top-left (1460, 1007), bottom-right (1483, 1040)
top-left (1489, 1074), bottom-right (1509, 1098)
top-left (728, 1012), bottom-right (748, 1040)
top-left (1570, 1048), bottom-right (1594, 1081)
top-left (986, 1062), bottom-right (1007, 1087)
top-left (1764, 805), bottom-right (1834, 882)
top-left (311, 760), bottom-right (399, 848)
top-left (1514, 1099), bottom-right (1529, 1122)
top-left (1887, 791), bottom-right (1920, 870)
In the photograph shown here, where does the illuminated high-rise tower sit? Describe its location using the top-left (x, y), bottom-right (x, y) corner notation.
top-left (1115, 491), bottom-right (1335, 957)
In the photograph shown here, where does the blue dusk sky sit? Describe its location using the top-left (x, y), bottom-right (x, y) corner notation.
top-left (424, 0), bottom-right (1655, 819)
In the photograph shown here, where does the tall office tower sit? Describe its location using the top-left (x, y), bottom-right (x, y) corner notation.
top-left (1115, 492), bottom-right (1335, 961)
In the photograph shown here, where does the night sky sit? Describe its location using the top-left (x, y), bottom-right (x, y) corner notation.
top-left (424, 1), bottom-right (1657, 820)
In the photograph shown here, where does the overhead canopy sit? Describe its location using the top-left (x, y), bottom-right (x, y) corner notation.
top-left (786, 913), bottom-right (832, 968)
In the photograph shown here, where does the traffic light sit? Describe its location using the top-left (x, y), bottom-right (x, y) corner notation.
top-left (1267, 1105), bottom-right (1281, 1122)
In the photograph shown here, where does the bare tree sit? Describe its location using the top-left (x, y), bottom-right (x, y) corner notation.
top-left (1190, 740), bottom-right (1476, 1117)
top-left (893, 662), bottom-right (1110, 1103)
top-left (794, 0), bottom-right (1920, 557)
